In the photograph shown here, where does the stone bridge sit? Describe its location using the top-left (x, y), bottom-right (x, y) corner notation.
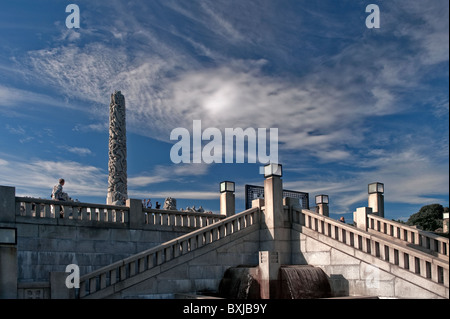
top-left (0, 172), bottom-right (448, 299)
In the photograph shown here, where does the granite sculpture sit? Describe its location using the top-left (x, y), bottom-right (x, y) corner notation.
top-left (107, 91), bottom-right (128, 205)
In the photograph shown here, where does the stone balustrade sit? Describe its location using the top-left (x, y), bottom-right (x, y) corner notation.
top-left (293, 208), bottom-right (449, 288)
top-left (143, 208), bottom-right (224, 228)
top-left (366, 213), bottom-right (449, 259)
top-left (14, 196), bottom-right (224, 230)
top-left (78, 206), bottom-right (259, 298)
top-left (15, 197), bottom-right (129, 224)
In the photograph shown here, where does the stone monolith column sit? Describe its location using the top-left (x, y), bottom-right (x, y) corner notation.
top-left (107, 91), bottom-right (128, 205)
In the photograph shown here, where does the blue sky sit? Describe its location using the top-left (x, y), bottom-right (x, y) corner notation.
top-left (0, 0), bottom-right (448, 221)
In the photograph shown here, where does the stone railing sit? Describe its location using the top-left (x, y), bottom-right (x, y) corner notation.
top-left (293, 208), bottom-right (449, 288)
top-left (143, 208), bottom-right (224, 228)
top-left (367, 213), bottom-right (449, 259)
top-left (78, 206), bottom-right (260, 298)
top-left (14, 197), bottom-right (225, 230)
top-left (15, 197), bottom-right (129, 224)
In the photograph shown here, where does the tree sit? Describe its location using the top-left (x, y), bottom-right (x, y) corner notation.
top-left (406, 204), bottom-right (444, 231)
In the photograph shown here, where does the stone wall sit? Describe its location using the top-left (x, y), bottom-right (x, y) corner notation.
top-left (16, 219), bottom-right (192, 283)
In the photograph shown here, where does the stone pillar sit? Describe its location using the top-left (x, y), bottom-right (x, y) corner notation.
top-left (127, 198), bottom-right (144, 229)
top-left (353, 207), bottom-right (372, 230)
top-left (260, 166), bottom-right (291, 280)
top-left (368, 193), bottom-right (384, 218)
top-left (260, 166), bottom-right (291, 298)
top-left (107, 91), bottom-right (128, 205)
top-left (220, 181), bottom-right (235, 217)
top-left (317, 203), bottom-right (329, 217)
top-left (0, 186), bottom-right (17, 299)
top-left (0, 186), bottom-right (16, 223)
top-left (258, 251), bottom-right (280, 299)
top-left (283, 197), bottom-right (300, 212)
top-left (220, 192), bottom-right (235, 217)
top-left (50, 272), bottom-right (75, 299)
top-left (315, 194), bottom-right (329, 217)
top-left (368, 182), bottom-right (384, 218)
top-left (263, 175), bottom-right (284, 231)
top-left (443, 212), bottom-right (449, 234)
top-left (252, 198), bottom-right (264, 209)
top-left (0, 245), bottom-right (17, 299)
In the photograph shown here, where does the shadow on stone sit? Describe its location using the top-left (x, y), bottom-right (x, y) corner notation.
top-left (218, 265), bottom-right (332, 299)
top-left (218, 265), bottom-right (260, 299)
top-left (276, 265), bottom-right (331, 299)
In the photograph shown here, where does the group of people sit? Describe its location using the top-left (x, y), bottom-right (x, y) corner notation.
top-left (51, 179), bottom-right (349, 222)
top-left (143, 199), bottom-right (160, 209)
top-left (50, 179), bottom-right (201, 213)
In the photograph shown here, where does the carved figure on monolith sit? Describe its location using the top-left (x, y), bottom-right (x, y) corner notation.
top-left (107, 91), bottom-right (128, 205)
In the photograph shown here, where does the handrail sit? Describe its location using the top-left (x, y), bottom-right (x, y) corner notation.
top-left (143, 207), bottom-right (225, 228)
top-left (15, 196), bottom-right (129, 224)
top-left (367, 213), bottom-right (449, 258)
top-left (78, 206), bottom-right (260, 298)
top-left (14, 196), bottom-right (225, 229)
top-left (293, 208), bottom-right (449, 288)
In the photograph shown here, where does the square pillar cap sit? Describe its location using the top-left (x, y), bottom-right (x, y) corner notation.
top-left (368, 182), bottom-right (384, 194)
top-left (220, 181), bottom-right (235, 193)
top-left (315, 194), bottom-right (329, 204)
top-left (264, 163), bottom-right (282, 178)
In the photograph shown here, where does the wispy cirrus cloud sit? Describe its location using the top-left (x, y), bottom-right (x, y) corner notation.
top-left (284, 142), bottom-right (449, 215)
top-left (0, 155), bottom-right (107, 199)
top-left (0, 84), bottom-right (73, 111)
top-left (128, 163), bottom-right (210, 188)
top-left (2, 1), bottom-right (447, 215)
top-left (23, 4), bottom-right (446, 161)
top-left (60, 145), bottom-right (93, 156)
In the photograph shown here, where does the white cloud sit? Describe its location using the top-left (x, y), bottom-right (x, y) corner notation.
top-left (386, 0), bottom-right (449, 65)
top-left (0, 85), bottom-right (74, 110)
top-left (128, 176), bottom-right (168, 187)
top-left (6, 124), bottom-right (26, 135)
top-left (21, 1), bottom-right (447, 161)
top-left (283, 145), bottom-right (449, 215)
top-left (60, 145), bottom-right (93, 156)
top-left (27, 45), bottom-right (129, 105)
top-left (128, 163), bottom-right (210, 188)
top-left (129, 189), bottom-right (218, 201)
top-left (3, 1), bottom-right (446, 214)
top-left (0, 154), bottom-right (214, 202)
top-left (199, 2), bottom-right (247, 43)
top-left (0, 155), bottom-right (107, 199)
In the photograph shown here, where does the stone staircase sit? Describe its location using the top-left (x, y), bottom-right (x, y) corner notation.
top-left (76, 202), bottom-right (449, 299)
top-left (78, 207), bottom-right (260, 298)
top-left (294, 208), bottom-right (449, 298)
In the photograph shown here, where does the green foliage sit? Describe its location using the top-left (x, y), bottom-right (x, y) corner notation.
top-left (406, 204), bottom-right (445, 231)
